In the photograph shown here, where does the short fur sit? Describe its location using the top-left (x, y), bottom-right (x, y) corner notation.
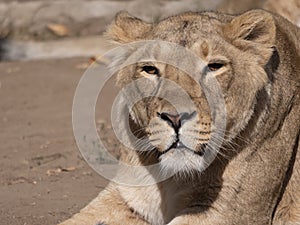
top-left (60, 10), bottom-right (300, 225)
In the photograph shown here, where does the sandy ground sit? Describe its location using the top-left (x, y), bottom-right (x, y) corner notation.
top-left (0, 57), bottom-right (119, 225)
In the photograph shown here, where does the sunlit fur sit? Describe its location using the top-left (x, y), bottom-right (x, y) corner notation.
top-left (60, 9), bottom-right (300, 225)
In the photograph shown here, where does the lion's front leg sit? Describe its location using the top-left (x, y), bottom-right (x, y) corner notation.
top-left (272, 137), bottom-right (300, 225)
top-left (59, 185), bottom-right (149, 225)
top-left (167, 215), bottom-right (205, 225)
top-left (166, 207), bottom-right (225, 225)
top-left (167, 212), bottom-right (223, 225)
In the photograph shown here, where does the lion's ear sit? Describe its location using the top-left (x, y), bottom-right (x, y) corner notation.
top-left (106, 11), bottom-right (153, 43)
top-left (224, 10), bottom-right (276, 64)
top-left (224, 9), bottom-right (276, 45)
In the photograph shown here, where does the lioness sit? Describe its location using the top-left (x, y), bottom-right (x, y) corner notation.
top-left (61, 9), bottom-right (300, 225)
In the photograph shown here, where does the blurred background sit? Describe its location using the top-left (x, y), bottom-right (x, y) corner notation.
top-left (0, 0), bottom-right (299, 61)
top-left (0, 1), bottom-right (299, 225)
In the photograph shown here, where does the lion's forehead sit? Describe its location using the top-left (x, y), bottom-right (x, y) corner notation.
top-left (152, 14), bottom-right (223, 46)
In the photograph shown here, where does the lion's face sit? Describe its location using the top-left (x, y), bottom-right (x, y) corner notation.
top-left (109, 10), bottom-right (276, 173)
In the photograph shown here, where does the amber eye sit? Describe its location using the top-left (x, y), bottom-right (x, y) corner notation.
top-left (142, 66), bottom-right (159, 75)
top-left (207, 63), bottom-right (224, 72)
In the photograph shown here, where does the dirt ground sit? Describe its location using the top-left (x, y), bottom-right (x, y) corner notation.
top-left (0, 57), bottom-right (120, 225)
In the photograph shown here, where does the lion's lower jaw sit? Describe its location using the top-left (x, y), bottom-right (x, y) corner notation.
top-left (158, 149), bottom-right (207, 175)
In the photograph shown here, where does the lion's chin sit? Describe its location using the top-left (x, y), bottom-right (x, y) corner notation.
top-left (158, 147), bottom-right (207, 174)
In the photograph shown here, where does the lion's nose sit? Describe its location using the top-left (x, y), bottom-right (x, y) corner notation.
top-left (157, 111), bottom-right (196, 131)
top-left (159, 112), bottom-right (181, 130)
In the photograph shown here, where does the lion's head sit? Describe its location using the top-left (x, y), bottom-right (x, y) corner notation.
top-left (107, 10), bottom-right (277, 174)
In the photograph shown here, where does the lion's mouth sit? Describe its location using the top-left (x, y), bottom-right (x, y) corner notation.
top-left (160, 140), bottom-right (206, 156)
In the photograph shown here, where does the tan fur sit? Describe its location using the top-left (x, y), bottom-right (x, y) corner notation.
top-left (60, 9), bottom-right (300, 225)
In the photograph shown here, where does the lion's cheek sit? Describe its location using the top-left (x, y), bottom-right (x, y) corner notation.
top-left (224, 100), bottom-right (255, 139)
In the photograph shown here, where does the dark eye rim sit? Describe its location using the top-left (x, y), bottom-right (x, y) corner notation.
top-left (207, 62), bottom-right (224, 72)
top-left (142, 65), bottom-right (159, 75)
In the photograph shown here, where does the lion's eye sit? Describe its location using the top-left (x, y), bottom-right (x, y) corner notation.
top-left (207, 63), bottom-right (224, 72)
top-left (142, 66), bottom-right (159, 75)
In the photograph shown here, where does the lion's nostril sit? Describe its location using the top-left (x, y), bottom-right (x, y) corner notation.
top-left (180, 111), bottom-right (196, 122)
